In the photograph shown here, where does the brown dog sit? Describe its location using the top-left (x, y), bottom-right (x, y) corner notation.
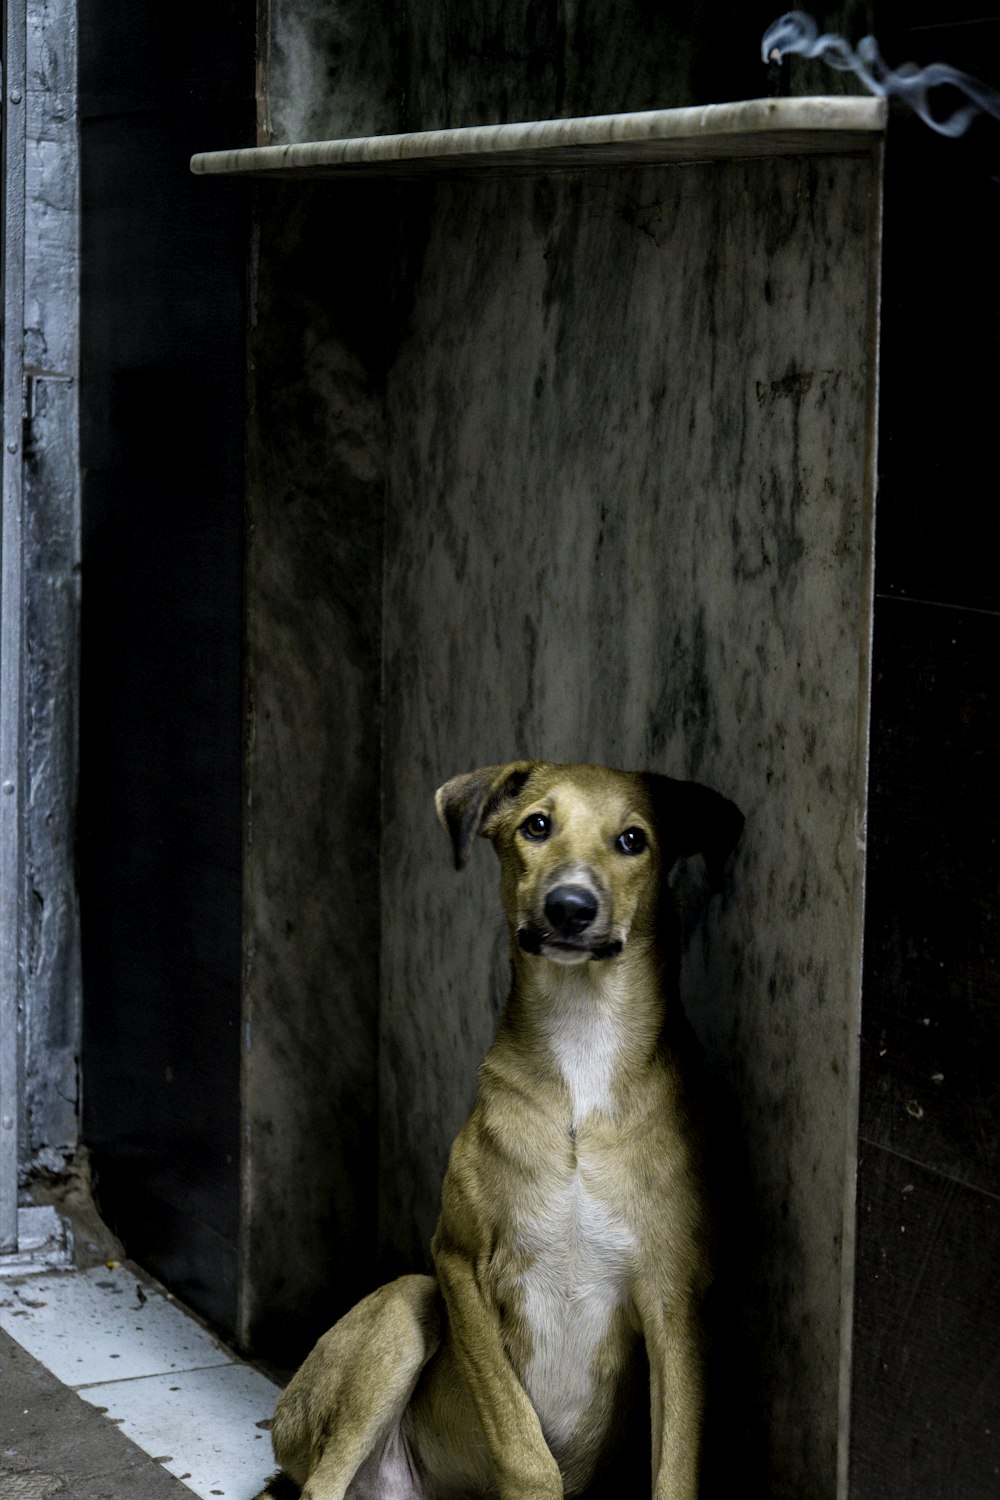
top-left (263, 760), bottom-right (743, 1500)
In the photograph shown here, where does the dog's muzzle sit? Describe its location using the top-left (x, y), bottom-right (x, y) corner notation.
top-left (517, 882), bottom-right (623, 962)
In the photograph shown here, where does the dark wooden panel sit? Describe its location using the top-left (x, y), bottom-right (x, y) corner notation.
top-left (860, 597), bottom-right (1000, 1196)
top-left (86, 1154), bottom-right (239, 1336)
top-left (850, 1144), bottom-right (1000, 1500)
top-left (856, 14), bottom-right (1000, 1499)
top-left (79, 17), bottom-right (253, 1338)
top-left (78, 0), bottom-right (254, 119)
top-left (239, 180), bottom-right (389, 1366)
top-left (80, 432), bottom-right (245, 1334)
top-left (872, 16), bottom-right (1000, 613)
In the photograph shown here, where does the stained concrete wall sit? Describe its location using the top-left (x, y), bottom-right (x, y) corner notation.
top-left (376, 155), bottom-right (879, 1498)
top-left (244, 145), bottom-right (879, 1500)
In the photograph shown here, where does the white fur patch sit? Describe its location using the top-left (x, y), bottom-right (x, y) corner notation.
top-left (541, 974), bottom-right (627, 1126)
top-left (519, 1175), bottom-right (635, 1450)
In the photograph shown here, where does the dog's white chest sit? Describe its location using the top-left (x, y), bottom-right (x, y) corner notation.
top-left (518, 1171), bottom-right (635, 1450)
top-left (542, 989), bottom-right (626, 1127)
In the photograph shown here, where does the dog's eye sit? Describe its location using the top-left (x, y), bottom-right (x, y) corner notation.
top-left (521, 813), bottom-right (551, 842)
top-left (615, 827), bottom-right (647, 856)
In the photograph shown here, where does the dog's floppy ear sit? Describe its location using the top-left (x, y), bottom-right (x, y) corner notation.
top-left (435, 761), bottom-right (535, 870)
top-left (645, 774), bottom-right (744, 891)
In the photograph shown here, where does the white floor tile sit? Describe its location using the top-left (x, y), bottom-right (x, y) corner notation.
top-left (0, 1264), bottom-right (283, 1499)
top-left (0, 1266), bottom-right (234, 1387)
top-left (79, 1362), bottom-right (280, 1500)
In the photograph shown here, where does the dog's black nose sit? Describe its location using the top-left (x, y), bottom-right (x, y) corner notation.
top-left (544, 884), bottom-right (599, 936)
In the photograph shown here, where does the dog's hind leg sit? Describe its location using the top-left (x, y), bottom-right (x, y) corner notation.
top-left (270, 1275), bottom-right (441, 1500)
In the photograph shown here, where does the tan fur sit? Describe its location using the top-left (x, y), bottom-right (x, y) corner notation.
top-left (264, 761), bottom-right (742, 1500)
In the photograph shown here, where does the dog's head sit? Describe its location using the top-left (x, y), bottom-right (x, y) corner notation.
top-left (435, 761), bottom-right (743, 966)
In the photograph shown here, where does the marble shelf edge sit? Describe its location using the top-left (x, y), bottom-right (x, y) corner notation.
top-left (190, 95), bottom-right (886, 180)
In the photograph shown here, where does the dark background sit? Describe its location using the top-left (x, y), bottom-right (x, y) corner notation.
top-left (77, 0), bottom-right (254, 1333)
top-left (851, 11), bottom-right (1000, 1498)
top-left (75, 2), bottom-right (1000, 1492)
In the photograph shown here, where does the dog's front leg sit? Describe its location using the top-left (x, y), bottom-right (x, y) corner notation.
top-left (434, 1241), bottom-right (563, 1500)
top-left (639, 1293), bottom-right (706, 1500)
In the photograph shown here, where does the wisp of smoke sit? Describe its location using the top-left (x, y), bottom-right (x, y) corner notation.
top-left (762, 11), bottom-right (1000, 138)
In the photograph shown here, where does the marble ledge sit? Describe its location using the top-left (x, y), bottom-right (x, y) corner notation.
top-left (190, 95), bottom-right (886, 181)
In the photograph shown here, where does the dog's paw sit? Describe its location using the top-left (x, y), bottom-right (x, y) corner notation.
top-left (253, 1471), bottom-right (302, 1500)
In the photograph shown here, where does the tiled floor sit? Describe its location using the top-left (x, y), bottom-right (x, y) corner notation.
top-left (0, 1265), bottom-right (281, 1499)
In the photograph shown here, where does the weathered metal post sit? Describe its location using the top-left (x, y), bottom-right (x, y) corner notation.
top-left (0, 0), bottom-right (28, 1253)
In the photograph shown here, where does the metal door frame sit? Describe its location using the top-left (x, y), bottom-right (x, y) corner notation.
top-left (0, 0), bottom-right (27, 1253)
